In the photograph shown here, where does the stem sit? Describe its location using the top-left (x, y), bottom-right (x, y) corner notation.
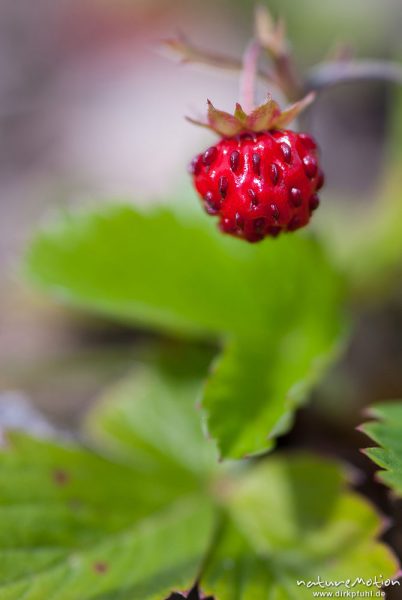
top-left (273, 51), bottom-right (303, 101)
top-left (163, 36), bottom-right (277, 85)
top-left (254, 7), bottom-right (303, 101)
top-left (306, 60), bottom-right (402, 91)
top-left (165, 35), bottom-right (402, 102)
top-left (239, 40), bottom-right (262, 112)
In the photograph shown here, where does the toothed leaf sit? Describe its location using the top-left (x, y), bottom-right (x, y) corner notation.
top-left (26, 205), bottom-right (345, 460)
top-left (0, 363), bottom-right (217, 599)
top-left (203, 456), bottom-right (397, 598)
top-left (361, 402), bottom-right (402, 495)
top-left (0, 371), bottom-right (395, 599)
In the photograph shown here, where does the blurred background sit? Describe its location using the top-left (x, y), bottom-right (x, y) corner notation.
top-left (0, 0), bottom-right (402, 574)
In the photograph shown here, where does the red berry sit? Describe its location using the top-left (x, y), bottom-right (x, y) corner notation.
top-left (190, 129), bottom-right (323, 242)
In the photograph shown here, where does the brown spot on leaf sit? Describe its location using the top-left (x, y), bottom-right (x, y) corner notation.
top-left (52, 469), bottom-right (69, 487)
top-left (93, 561), bottom-right (108, 574)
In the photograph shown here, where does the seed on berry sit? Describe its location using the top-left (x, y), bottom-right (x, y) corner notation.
top-left (280, 143), bottom-right (292, 163)
top-left (309, 194), bottom-right (320, 211)
top-left (204, 192), bottom-right (219, 214)
top-left (188, 156), bottom-right (201, 175)
top-left (219, 175), bottom-right (228, 198)
top-left (269, 163), bottom-right (279, 185)
top-left (267, 225), bottom-right (281, 237)
top-left (252, 153), bottom-right (261, 176)
top-left (248, 189), bottom-right (258, 206)
top-left (303, 155), bottom-right (318, 178)
top-left (230, 150), bottom-right (240, 173)
top-left (289, 187), bottom-right (302, 207)
top-left (253, 217), bottom-right (266, 234)
top-left (203, 147), bottom-right (217, 166)
top-left (270, 203), bottom-right (280, 221)
top-left (235, 212), bottom-right (244, 228)
top-left (288, 215), bottom-right (302, 231)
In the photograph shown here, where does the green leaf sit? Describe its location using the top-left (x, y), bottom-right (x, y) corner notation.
top-left (361, 401), bottom-right (402, 495)
top-left (204, 308), bottom-right (342, 458)
top-left (0, 366), bottom-right (396, 598)
top-left (203, 233), bottom-right (344, 457)
top-left (26, 204), bottom-right (343, 343)
top-left (86, 353), bottom-right (218, 481)
top-left (26, 205), bottom-right (255, 339)
top-left (0, 364), bottom-right (217, 599)
top-left (26, 204), bottom-right (345, 458)
top-left (203, 455), bottom-right (398, 598)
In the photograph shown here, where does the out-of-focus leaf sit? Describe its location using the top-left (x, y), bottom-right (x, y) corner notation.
top-left (26, 205), bottom-right (345, 458)
top-left (361, 402), bottom-right (402, 495)
top-left (323, 175), bottom-right (402, 296)
top-left (25, 205), bottom-right (344, 342)
top-left (26, 205), bottom-right (256, 339)
top-left (203, 455), bottom-right (398, 598)
top-left (87, 355), bottom-right (218, 479)
top-left (0, 365), bottom-right (395, 597)
top-left (0, 364), bottom-right (217, 599)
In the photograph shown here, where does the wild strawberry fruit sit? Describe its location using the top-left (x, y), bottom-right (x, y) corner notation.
top-left (189, 94), bottom-right (324, 242)
top-left (166, 584), bottom-right (214, 600)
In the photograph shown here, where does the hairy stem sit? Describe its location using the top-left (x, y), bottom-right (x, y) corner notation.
top-left (239, 40), bottom-right (263, 112)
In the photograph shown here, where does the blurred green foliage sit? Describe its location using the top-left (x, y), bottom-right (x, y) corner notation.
top-left (0, 361), bottom-right (396, 598)
top-left (315, 87), bottom-right (402, 298)
top-left (1, 0), bottom-right (401, 596)
top-left (26, 205), bottom-right (345, 458)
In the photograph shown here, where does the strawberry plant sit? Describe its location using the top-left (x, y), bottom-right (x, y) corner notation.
top-left (2, 5), bottom-right (402, 599)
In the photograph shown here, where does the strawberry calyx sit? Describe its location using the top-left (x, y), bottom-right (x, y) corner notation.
top-left (187, 92), bottom-right (315, 137)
